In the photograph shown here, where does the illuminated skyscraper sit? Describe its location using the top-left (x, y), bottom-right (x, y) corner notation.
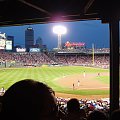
top-left (25, 26), bottom-right (34, 51)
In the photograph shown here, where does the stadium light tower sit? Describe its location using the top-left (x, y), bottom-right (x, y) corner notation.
top-left (53, 25), bottom-right (67, 49)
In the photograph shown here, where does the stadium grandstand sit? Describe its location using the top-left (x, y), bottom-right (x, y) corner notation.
top-left (0, 46), bottom-right (109, 69)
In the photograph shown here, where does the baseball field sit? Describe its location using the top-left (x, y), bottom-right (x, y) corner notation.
top-left (0, 66), bottom-right (109, 99)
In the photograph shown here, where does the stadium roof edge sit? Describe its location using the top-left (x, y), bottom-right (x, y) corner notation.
top-left (0, 0), bottom-right (119, 26)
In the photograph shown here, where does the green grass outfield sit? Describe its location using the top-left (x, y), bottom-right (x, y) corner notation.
top-left (0, 66), bottom-right (109, 96)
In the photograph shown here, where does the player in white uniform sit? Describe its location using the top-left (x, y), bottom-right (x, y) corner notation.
top-left (83, 71), bottom-right (86, 77)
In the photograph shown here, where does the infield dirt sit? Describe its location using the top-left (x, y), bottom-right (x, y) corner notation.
top-left (56, 72), bottom-right (109, 99)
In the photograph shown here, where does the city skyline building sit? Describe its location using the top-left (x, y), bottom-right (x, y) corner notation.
top-left (36, 36), bottom-right (43, 48)
top-left (25, 26), bottom-right (34, 52)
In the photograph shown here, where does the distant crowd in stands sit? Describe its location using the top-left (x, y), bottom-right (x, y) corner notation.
top-left (0, 79), bottom-right (119, 120)
top-left (0, 52), bottom-right (54, 66)
top-left (0, 52), bottom-right (109, 68)
top-left (54, 55), bottom-right (109, 68)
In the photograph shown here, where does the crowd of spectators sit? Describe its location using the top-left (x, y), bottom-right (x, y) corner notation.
top-left (56, 97), bottom-right (110, 117)
top-left (54, 55), bottom-right (109, 68)
top-left (0, 52), bottom-right (54, 66)
top-left (0, 52), bottom-right (109, 68)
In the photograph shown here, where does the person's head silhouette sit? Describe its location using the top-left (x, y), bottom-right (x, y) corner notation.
top-left (1, 79), bottom-right (58, 120)
top-left (67, 98), bottom-right (80, 113)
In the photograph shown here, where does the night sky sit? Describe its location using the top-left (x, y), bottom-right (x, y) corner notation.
top-left (0, 20), bottom-right (109, 50)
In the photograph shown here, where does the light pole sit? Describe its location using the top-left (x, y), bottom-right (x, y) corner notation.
top-left (53, 25), bottom-right (67, 49)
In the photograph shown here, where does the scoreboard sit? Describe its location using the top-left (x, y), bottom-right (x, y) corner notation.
top-left (6, 40), bottom-right (12, 50)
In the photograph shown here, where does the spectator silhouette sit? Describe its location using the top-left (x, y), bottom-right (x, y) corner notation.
top-left (111, 109), bottom-right (120, 120)
top-left (1, 79), bottom-right (59, 120)
top-left (87, 110), bottom-right (108, 120)
top-left (66, 98), bottom-right (87, 120)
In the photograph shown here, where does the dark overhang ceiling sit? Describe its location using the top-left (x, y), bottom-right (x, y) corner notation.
top-left (0, 0), bottom-right (120, 26)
